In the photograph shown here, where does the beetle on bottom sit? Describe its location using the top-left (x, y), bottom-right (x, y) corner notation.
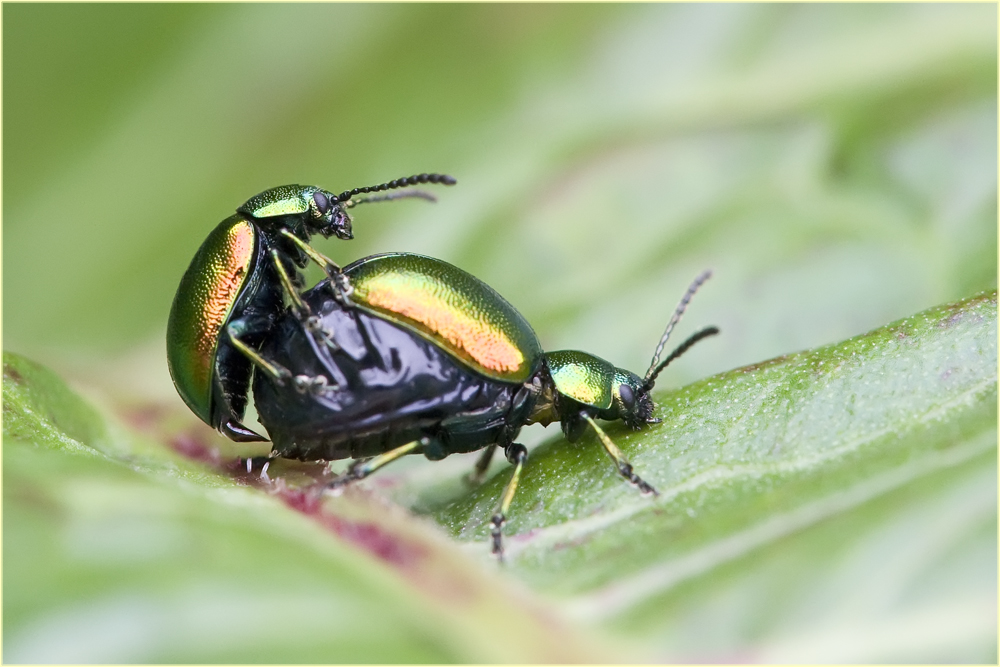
top-left (167, 176), bottom-right (718, 559)
top-left (249, 253), bottom-right (717, 560)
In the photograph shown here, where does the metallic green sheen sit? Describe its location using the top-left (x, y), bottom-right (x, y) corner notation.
top-left (344, 253), bottom-right (543, 383)
top-left (547, 350), bottom-right (616, 409)
top-left (240, 184), bottom-right (318, 219)
top-left (167, 214), bottom-right (257, 424)
top-left (614, 369), bottom-right (643, 397)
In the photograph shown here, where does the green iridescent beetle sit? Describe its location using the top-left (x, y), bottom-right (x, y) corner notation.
top-left (167, 175), bottom-right (719, 559)
top-left (243, 252), bottom-right (717, 558)
top-left (166, 173), bottom-right (456, 441)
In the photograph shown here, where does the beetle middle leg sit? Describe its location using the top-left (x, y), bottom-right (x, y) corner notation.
top-left (227, 322), bottom-right (335, 398)
top-left (465, 443), bottom-right (498, 486)
top-left (490, 443), bottom-right (528, 562)
top-left (269, 250), bottom-right (341, 355)
top-left (583, 414), bottom-right (658, 496)
top-left (227, 322), bottom-right (293, 385)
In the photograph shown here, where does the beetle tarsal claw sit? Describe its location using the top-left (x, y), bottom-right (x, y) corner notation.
top-left (328, 273), bottom-right (354, 307)
top-left (293, 374), bottom-right (335, 396)
top-left (490, 513), bottom-right (507, 561)
top-left (619, 461), bottom-right (659, 496)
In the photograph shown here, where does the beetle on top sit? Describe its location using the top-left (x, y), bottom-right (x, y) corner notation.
top-left (166, 175), bottom-right (717, 559)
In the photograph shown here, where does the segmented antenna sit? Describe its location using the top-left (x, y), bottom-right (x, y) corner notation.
top-left (345, 189), bottom-right (438, 208)
top-left (643, 326), bottom-right (719, 390)
top-left (337, 173), bottom-right (456, 202)
top-left (643, 269), bottom-right (713, 385)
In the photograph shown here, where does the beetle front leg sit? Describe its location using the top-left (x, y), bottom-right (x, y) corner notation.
top-left (279, 229), bottom-right (353, 305)
top-left (490, 443), bottom-right (528, 562)
top-left (268, 249), bottom-right (341, 355)
top-left (583, 414), bottom-right (658, 496)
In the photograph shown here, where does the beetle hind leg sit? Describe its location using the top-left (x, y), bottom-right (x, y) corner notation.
top-left (242, 454), bottom-right (278, 482)
top-left (326, 438), bottom-right (426, 493)
top-left (490, 443), bottom-right (528, 562)
top-left (583, 415), bottom-right (659, 496)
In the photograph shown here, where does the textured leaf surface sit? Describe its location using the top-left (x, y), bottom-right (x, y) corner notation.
top-left (433, 291), bottom-right (997, 662)
top-left (5, 292), bottom-right (995, 662)
top-left (3, 354), bottom-right (614, 664)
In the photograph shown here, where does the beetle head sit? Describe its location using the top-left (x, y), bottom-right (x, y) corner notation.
top-left (307, 189), bottom-right (354, 240)
top-left (608, 369), bottom-right (656, 429)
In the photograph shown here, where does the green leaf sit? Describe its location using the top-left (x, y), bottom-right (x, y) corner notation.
top-left (5, 292), bottom-right (995, 662)
top-left (431, 291), bottom-right (997, 662)
top-left (3, 353), bottom-right (617, 664)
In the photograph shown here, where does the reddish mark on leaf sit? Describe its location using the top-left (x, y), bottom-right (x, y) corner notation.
top-left (121, 404), bottom-right (169, 431)
top-left (276, 486), bottom-right (427, 568)
top-left (738, 355), bottom-right (790, 374)
top-left (553, 533), bottom-right (592, 551)
top-left (169, 432), bottom-right (222, 466)
top-left (3, 363), bottom-right (24, 383)
top-left (938, 312), bottom-right (965, 328)
top-left (279, 486), bottom-right (324, 514)
top-left (368, 475), bottom-right (402, 490)
top-left (324, 514), bottom-right (427, 567)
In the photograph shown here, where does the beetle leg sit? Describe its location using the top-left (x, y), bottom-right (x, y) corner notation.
top-left (326, 438), bottom-right (426, 493)
top-left (279, 229), bottom-right (354, 305)
top-left (466, 443), bottom-right (498, 486)
top-left (229, 321), bottom-right (338, 397)
top-left (243, 455), bottom-right (277, 482)
top-left (490, 443), bottom-right (528, 562)
top-left (270, 249), bottom-right (311, 317)
top-left (269, 249), bottom-right (341, 356)
top-left (226, 324), bottom-right (293, 385)
top-left (583, 414), bottom-right (659, 496)
top-left (291, 373), bottom-right (339, 398)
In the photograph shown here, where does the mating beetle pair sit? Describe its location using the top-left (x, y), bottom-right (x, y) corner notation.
top-left (166, 174), bottom-right (717, 558)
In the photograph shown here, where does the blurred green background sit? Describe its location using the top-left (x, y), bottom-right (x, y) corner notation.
top-left (3, 3), bottom-right (997, 663)
top-left (5, 3), bottom-right (995, 395)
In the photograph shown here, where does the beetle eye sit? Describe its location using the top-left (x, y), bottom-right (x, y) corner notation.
top-left (619, 384), bottom-right (635, 411)
top-left (313, 191), bottom-right (330, 215)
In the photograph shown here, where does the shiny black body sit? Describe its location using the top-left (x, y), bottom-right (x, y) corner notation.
top-left (253, 278), bottom-right (538, 462)
top-left (215, 235), bottom-right (297, 439)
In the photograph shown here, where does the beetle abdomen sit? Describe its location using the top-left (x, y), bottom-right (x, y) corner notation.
top-left (344, 253), bottom-right (543, 383)
top-left (254, 284), bottom-right (530, 461)
top-left (167, 215), bottom-right (257, 424)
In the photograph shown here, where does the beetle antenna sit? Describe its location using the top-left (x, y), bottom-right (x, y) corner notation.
top-left (643, 269), bottom-right (713, 384)
top-left (344, 189), bottom-right (438, 208)
top-left (643, 326), bottom-right (719, 391)
top-left (337, 173), bottom-right (456, 203)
